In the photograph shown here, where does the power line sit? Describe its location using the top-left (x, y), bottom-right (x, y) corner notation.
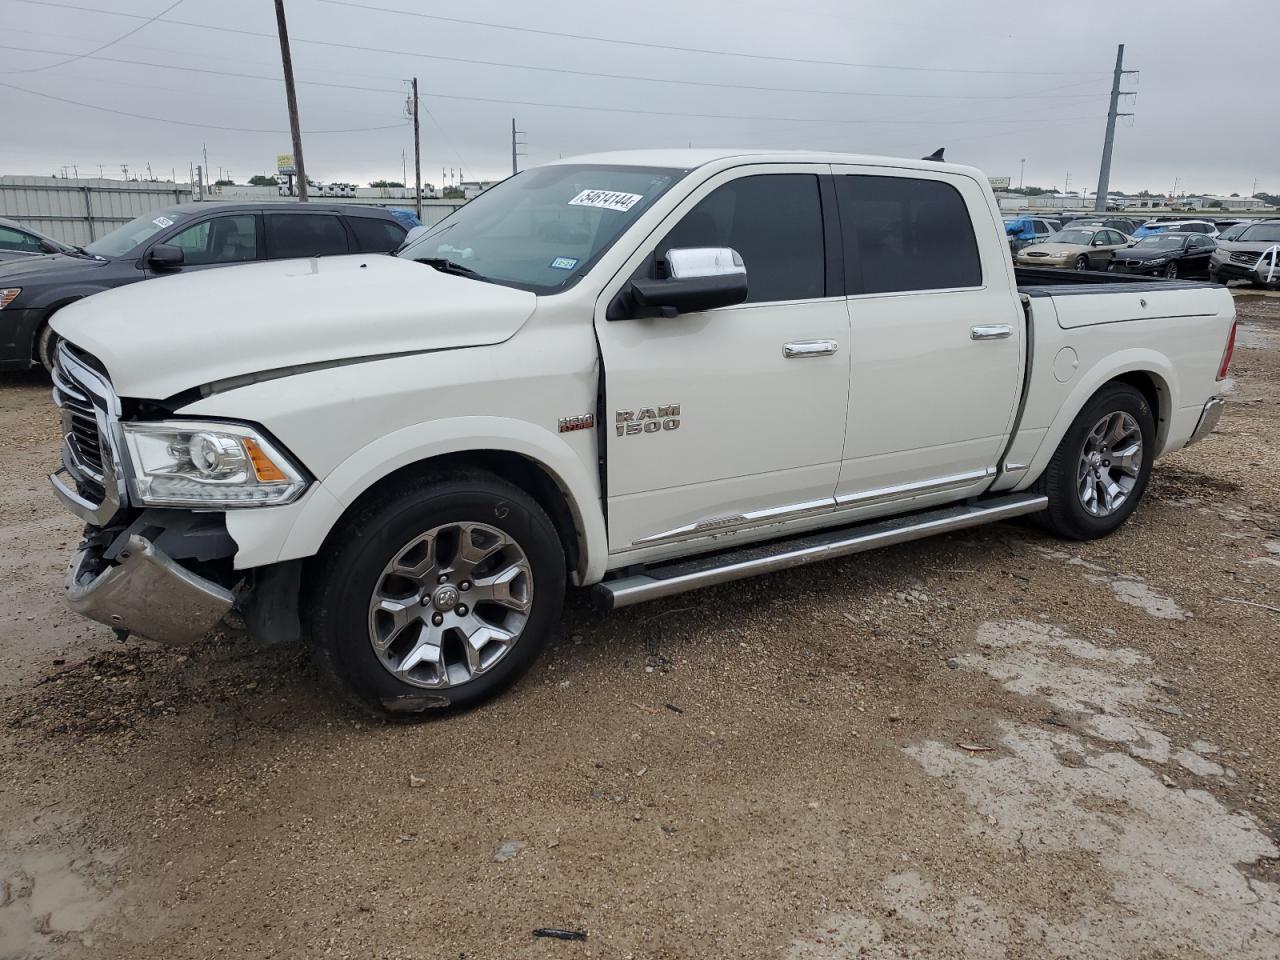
top-left (317, 0), bottom-right (1110, 76)
top-left (0, 79), bottom-right (406, 133)
top-left (1, 0), bottom-right (185, 74)
top-left (1, 15), bottom-right (1109, 103)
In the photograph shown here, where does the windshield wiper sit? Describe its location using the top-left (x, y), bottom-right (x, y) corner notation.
top-left (414, 257), bottom-right (485, 280)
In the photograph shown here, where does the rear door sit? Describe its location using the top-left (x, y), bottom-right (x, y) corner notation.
top-left (264, 210), bottom-right (351, 259)
top-left (593, 166), bottom-right (850, 554)
top-left (830, 166), bottom-right (1024, 515)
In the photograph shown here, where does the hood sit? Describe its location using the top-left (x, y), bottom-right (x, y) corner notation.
top-left (51, 254), bottom-right (538, 399)
top-left (1216, 240), bottom-right (1280, 254)
top-left (1117, 247), bottom-right (1179, 261)
top-left (0, 251), bottom-right (110, 283)
top-left (1019, 243), bottom-right (1085, 256)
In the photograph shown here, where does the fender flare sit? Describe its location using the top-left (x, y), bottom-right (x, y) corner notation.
top-left (265, 416), bottom-right (608, 584)
top-left (1017, 348), bottom-right (1178, 488)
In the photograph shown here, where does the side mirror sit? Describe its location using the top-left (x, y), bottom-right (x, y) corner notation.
top-left (148, 244), bottom-right (184, 269)
top-left (39, 239), bottom-right (62, 254)
top-left (620, 247), bottom-right (748, 319)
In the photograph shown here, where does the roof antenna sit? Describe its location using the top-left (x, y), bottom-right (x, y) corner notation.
top-left (922, 148), bottom-right (945, 162)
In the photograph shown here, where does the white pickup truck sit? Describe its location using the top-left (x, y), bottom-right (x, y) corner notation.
top-left (48, 150), bottom-right (1236, 716)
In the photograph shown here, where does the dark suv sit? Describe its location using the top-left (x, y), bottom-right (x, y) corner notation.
top-left (0, 202), bottom-right (409, 371)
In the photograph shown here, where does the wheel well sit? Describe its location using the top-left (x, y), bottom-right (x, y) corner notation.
top-left (1108, 371), bottom-right (1169, 449)
top-left (31, 298), bottom-right (81, 362)
top-left (340, 451), bottom-right (584, 577)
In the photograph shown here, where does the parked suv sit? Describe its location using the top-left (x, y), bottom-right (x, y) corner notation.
top-left (1209, 220), bottom-right (1280, 285)
top-left (0, 202), bottom-right (409, 372)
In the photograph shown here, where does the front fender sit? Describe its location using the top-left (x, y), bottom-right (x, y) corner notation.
top-left (1017, 348), bottom-right (1177, 488)
top-left (226, 415), bottom-right (608, 584)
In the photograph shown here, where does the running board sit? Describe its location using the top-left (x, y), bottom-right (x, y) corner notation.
top-left (592, 493), bottom-right (1047, 611)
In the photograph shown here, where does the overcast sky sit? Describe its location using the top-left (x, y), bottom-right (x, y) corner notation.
top-left (1, 0), bottom-right (1276, 196)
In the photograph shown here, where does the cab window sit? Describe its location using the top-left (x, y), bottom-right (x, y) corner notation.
top-left (657, 174), bottom-right (825, 304)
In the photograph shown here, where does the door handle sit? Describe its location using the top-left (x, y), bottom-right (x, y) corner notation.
top-left (783, 339), bottom-right (839, 358)
top-left (970, 324), bottom-right (1013, 341)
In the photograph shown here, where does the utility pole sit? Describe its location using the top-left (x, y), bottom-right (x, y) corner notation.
top-left (274, 0), bottom-right (308, 201)
top-left (411, 78), bottom-right (423, 220)
top-left (1094, 43), bottom-right (1137, 212)
top-left (1019, 158), bottom-right (1026, 190)
top-left (511, 118), bottom-right (526, 177)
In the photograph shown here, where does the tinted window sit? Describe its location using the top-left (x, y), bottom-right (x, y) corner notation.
top-left (1103, 231), bottom-right (1125, 245)
top-left (658, 174), bottom-right (824, 303)
top-left (349, 216), bottom-right (406, 252)
top-left (0, 226), bottom-right (41, 252)
top-left (167, 215), bottom-right (258, 265)
top-left (1033, 221), bottom-right (1050, 235)
top-left (836, 175), bottom-right (981, 294)
top-left (266, 213), bottom-right (349, 258)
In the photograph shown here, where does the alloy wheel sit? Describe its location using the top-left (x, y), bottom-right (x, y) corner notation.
top-left (367, 522), bottom-right (533, 688)
top-left (1076, 411), bottom-right (1143, 517)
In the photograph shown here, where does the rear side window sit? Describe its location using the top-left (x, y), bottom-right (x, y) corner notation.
top-left (837, 175), bottom-right (982, 294)
top-left (1033, 221), bottom-right (1050, 235)
top-left (266, 213), bottom-right (350, 259)
top-left (348, 216), bottom-right (406, 253)
top-left (657, 174), bottom-right (824, 304)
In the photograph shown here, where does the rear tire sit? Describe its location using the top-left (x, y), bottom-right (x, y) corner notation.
top-left (307, 470), bottom-right (566, 719)
top-left (1034, 383), bottom-right (1155, 540)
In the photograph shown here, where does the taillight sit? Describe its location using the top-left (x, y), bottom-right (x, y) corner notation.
top-left (1216, 319), bottom-right (1237, 381)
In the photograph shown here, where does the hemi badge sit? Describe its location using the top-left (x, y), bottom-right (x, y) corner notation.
top-left (558, 414), bottom-right (594, 433)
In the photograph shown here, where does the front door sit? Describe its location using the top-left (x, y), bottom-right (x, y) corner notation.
top-left (594, 168), bottom-right (850, 555)
top-left (146, 214), bottom-right (261, 276)
top-left (830, 166), bottom-right (1025, 514)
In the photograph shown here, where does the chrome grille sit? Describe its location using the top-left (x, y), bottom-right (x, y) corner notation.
top-left (1231, 251), bottom-right (1260, 265)
top-left (50, 342), bottom-right (123, 524)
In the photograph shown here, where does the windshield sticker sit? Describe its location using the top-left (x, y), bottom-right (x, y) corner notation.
top-left (568, 189), bottom-right (643, 213)
top-left (549, 256), bottom-right (579, 270)
top-left (152, 216), bottom-right (175, 228)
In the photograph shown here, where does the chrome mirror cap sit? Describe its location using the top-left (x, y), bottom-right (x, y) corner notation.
top-left (666, 247), bottom-right (745, 279)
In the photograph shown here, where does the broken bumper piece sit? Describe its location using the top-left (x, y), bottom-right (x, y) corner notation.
top-left (65, 534), bottom-right (235, 643)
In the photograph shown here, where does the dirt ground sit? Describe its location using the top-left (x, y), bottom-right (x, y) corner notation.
top-left (1, 297), bottom-right (1277, 960)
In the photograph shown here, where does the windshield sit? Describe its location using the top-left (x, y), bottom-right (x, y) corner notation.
top-left (1049, 229), bottom-right (1096, 245)
top-left (1236, 224), bottom-right (1280, 244)
top-left (1217, 224), bottom-right (1248, 241)
top-left (396, 164), bottom-right (687, 292)
top-left (1133, 236), bottom-right (1185, 250)
top-left (84, 208), bottom-right (189, 257)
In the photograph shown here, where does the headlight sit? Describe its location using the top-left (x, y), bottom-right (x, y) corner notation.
top-left (1149, 257), bottom-right (1168, 265)
top-left (0, 288), bottom-right (21, 309)
top-left (121, 421), bottom-right (308, 508)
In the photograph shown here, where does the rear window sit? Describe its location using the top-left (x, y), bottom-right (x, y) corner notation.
top-left (348, 216), bottom-right (406, 252)
top-left (836, 175), bottom-right (982, 294)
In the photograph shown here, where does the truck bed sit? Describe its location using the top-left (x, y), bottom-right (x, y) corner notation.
top-left (1015, 266), bottom-right (1215, 295)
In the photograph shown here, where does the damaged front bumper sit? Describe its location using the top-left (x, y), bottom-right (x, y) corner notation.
top-left (66, 533), bottom-right (236, 643)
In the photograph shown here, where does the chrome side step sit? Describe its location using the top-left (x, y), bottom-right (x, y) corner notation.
top-left (592, 493), bottom-right (1047, 611)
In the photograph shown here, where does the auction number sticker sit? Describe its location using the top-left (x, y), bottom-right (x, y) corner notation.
top-left (568, 189), bottom-right (643, 213)
top-left (152, 216), bottom-right (174, 228)
top-left (549, 256), bottom-right (579, 270)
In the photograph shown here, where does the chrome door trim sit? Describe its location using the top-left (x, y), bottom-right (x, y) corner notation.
top-left (834, 467), bottom-right (995, 509)
top-left (631, 497), bottom-right (834, 547)
top-left (970, 324), bottom-right (1013, 340)
top-left (783, 339), bottom-right (839, 359)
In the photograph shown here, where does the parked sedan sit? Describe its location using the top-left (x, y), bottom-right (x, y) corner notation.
top-left (1131, 219), bottom-right (1219, 240)
top-left (0, 201), bottom-right (408, 372)
top-left (0, 217), bottom-right (75, 261)
top-left (1015, 227), bottom-right (1130, 271)
top-left (1108, 233), bottom-right (1216, 279)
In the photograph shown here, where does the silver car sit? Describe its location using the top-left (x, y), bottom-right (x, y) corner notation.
top-left (1208, 220), bottom-right (1280, 285)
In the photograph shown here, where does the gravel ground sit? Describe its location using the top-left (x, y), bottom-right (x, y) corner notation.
top-left (1, 297), bottom-right (1277, 960)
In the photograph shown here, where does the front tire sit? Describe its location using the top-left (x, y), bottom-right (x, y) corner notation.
top-left (1073, 255), bottom-right (1089, 271)
top-left (1163, 261), bottom-right (1178, 279)
top-left (35, 323), bottom-right (60, 374)
top-left (307, 470), bottom-right (566, 718)
top-left (1034, 383), bottom-right (1155, 540)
